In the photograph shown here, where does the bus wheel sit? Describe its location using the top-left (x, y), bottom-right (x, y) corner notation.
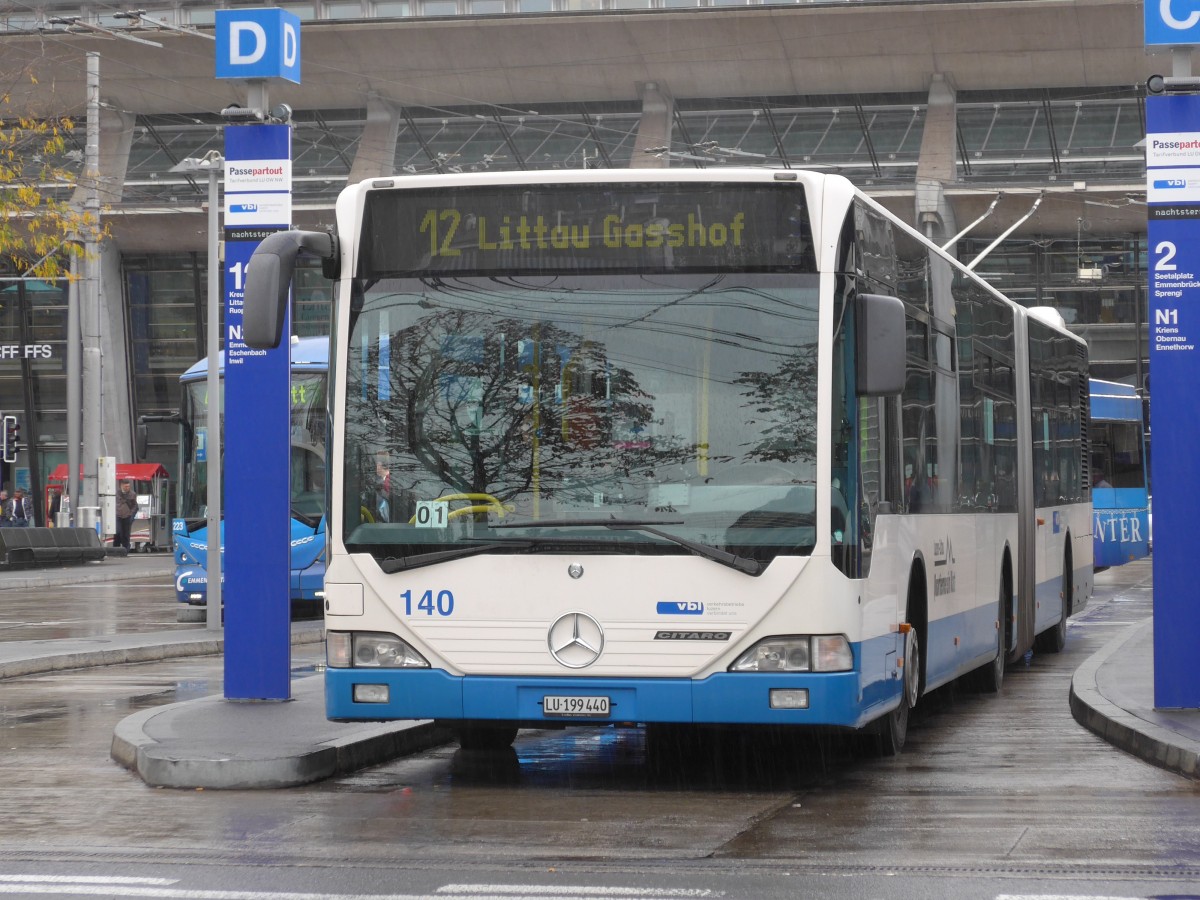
top-left (1035, 547), bottom-right (1071, 654)
top-left (873, 625), bottom-right (919, 757)
top-left (456, 724), bottom-right (517, 751)
top-left (971, 581), bottom-right (1007, 693)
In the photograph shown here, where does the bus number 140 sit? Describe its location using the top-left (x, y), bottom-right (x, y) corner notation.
top-left (402, 589), bottom-right (455, 617)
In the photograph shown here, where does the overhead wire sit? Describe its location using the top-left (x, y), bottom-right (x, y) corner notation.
top-left (2, 0), bottom-right (1144, 155)
top-left (0, 0), bottom-right (1150, 218)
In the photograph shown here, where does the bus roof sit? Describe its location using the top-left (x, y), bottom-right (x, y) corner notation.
top-left (181, 335), bottom-right (328, 381)
top-left (1089, 378), bottom-right (1142, 422)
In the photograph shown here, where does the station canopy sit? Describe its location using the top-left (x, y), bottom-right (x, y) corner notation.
top-left (48, 464), bottom-right (169, 484)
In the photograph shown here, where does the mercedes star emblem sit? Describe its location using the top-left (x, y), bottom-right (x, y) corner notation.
top-left (547, 611), bottom-right (605, 668)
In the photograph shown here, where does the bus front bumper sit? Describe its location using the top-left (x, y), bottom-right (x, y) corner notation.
top-left (325, 667), bottom-right (898, 730)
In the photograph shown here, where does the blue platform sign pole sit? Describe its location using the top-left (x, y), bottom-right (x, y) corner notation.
top-left (1146, 93), bottom-right (1200, 709)
top-left (216, 8), bottom-right (300, 701)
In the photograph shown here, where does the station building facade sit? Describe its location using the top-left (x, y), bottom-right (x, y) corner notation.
top-left (0, 0), bottom-right (1156, 521)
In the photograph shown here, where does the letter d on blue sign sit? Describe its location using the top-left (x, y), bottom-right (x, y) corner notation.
top-left (215, 8), bottom-right (301, 83)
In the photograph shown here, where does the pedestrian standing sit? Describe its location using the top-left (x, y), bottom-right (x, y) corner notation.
top-left (8, 488), bottom-right (32, 527)
top-left (115, 479), bottom-right (140, 550)
top-left (0, 490), bottom-right (10, 528)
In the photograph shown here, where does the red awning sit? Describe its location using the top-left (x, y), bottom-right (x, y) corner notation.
top-left (48, 463), bottom-right (169, 483)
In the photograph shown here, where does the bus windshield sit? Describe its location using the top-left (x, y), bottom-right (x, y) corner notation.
top-left (1091, 421), bottom-right (1145, 490)
top-left (344, 182), bottom-right (824, 567)
top-left (344, 272), bottom-right (820, 565)
top-left (178, 370), bottom-right (328, 521)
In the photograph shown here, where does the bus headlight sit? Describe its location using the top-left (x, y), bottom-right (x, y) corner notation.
top-left (811, 635), bottom-right (854, 671)
top-left (729, 635), bottom-right (852, 673)
top-left (327, 631), bottom-right (430, 669)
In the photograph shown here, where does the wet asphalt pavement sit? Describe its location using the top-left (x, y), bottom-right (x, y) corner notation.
top-left (0, 557), bottom-right (1198, 900)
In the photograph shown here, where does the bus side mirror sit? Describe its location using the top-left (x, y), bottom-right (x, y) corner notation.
top-left (244, 230), bottom-right (339, 350)
top-left (856, 292), bottom-right (906, 396)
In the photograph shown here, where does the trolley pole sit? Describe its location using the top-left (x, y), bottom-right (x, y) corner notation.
top-left (204, 155), bottom-right (224, 632)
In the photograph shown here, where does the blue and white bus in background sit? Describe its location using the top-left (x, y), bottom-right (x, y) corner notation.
top-left (244, 170), bottom-right (1091, 758)
top-left (1089, 378), bottom-right (1150, 569)
top-left (172, 336), bottom-right (328, 616)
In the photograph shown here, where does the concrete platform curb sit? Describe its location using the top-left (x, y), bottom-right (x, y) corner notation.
top-left (1070, 617), bottom-right (1199, 781)
top-left (0, 624), bottom-right (324, 681)
top-left (111, 675), bottom-right (452, 789)
top-left (0, 556), bottom-right (173, 591)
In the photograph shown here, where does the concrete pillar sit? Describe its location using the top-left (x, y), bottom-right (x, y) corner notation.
top-left (631, 81), bottom-right (674, 169)
top-left (99, 242), bottom-right (133, 465)
top-left (349, 93), bottom-right (402, 182)
top-left (71, 105), bottom-right (136, 208)
top-left (915, 74), bottom-right (958, 246)
top-left (70, 105), bottom-right (136, 466)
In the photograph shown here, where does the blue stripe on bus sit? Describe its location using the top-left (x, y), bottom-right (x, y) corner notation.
top-left (324, 597), bottom-right (1032, 728)
top-left (325, 668), bottom-right (885, 728)
top-left (325, 634), bottom-right (907, 729)
top-left (923, 601), bottom-right (1006, 689)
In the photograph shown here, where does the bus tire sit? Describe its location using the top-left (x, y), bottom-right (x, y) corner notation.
top-left (971, 579), bottom-right (1007, 694)
top-left (456, 724), bottom-right (518, 751)
top-left (1035, 545), bottom-right (1071, 654)
top-left (871, 619), bottom-right (920, 757)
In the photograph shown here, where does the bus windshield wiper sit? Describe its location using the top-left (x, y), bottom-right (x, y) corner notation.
top-left (377, 539), bottom-right (532, 574)
top-left (491, 517), bottom-right (761, 576)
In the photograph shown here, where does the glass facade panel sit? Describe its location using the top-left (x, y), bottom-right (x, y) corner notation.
top-left (957, 90), bottom-right (1143, 183)
top-left (2, 86), bottom-right (1150, 509)
top-left (0, 279), bottom-right (68, 510)
top-left (126, 255), bottom-right (203, 424)
top-left (280, 2), bottom-right (317, 19)
top-left (324, 0), bottom-right (366, 16)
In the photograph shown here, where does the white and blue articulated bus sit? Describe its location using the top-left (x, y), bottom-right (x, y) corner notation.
top-left (1088, 378), bottom-right (1150, 568)
top-left (243, 170), bottom-right (1091, 756)
top-left (171, 336), bottom-right (328, 613)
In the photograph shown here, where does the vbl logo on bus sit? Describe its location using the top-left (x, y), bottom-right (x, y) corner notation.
top-left (656, 601), bottom-right (704, 615)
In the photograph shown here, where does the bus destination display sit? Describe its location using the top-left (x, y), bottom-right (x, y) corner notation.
top-left (359, 183), bottom-right (817, 275)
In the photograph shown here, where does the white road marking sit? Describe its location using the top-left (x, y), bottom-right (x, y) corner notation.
top-left (0, 877), bottom-right (177, 886)
top-left (442, 888), bottom-right (717, 897)
top-left (0, 879), bottom-right (720, 900)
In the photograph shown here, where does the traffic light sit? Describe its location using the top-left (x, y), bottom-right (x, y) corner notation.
top-left (2, 415), bottom-right (18, 464)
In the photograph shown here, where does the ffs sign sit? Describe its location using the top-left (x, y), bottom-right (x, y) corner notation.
top-left (215, 8), bottom-right (301, 83)
top-left (1146, 0), bottom-right (1200, 45)
top-left (0, 344), bottom-right (53, 359)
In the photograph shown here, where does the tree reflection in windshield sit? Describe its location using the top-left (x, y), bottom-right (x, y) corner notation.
top-left (343, 274), bottom-right (820, 564)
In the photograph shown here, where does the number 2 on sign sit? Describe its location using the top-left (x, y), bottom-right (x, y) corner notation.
top-left (402, 589), bottom-right (455, 617)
